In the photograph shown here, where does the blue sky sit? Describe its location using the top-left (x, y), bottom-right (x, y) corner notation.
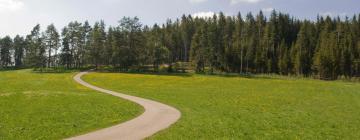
top-left (0, 0), bottom-right (359, 37)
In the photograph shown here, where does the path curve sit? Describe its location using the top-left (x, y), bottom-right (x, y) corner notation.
top-left (67, 71), bottom-right (181, 140)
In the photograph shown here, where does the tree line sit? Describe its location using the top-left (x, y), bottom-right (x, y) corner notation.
top-left (0, 10), bottom-right (360, 80)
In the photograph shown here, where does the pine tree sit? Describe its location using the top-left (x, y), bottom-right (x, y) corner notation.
top-left (292, 21), bottom-right (315, 76)
top-left (146, 24), bottom-right (164, 71)
top-left (206, 14), bottom-right (218, 73)
top-left (0, 36), bottom-right (13, 68)
top-left (224, 16), bottom-right (235, 72)
top-left (215, 12), bottom-right (227, 71)
top-left (90, 21), bottom-right (106, 69)
top-left (255, 11), bottom-right (267, 73)
top-left (232, 12), bottom-right (245, 73)
top-left (180, 15), bottom-right (195, 62)
top-left (313, 17), bottom-right (339, 80)
top-left (278, 40), bottom-right (290, 74)
top-left (191, 21), bottom-right (208, 72)
top-left (61, 27), bottom-right (72, 68)
top-left (25, 24), bottom-right (45, 68)
top-left (82, 20), bottom-right (92, 66)
top-left (154, 45), bottom-right (170, 72)
top-left (244, 13), bottom-right (257, 73)
top-left (0, 11), bottom-right (359, 80)
top-left (13, 35), bottom-right (25, 67)
top-left (63, 21), bottom-right (86, 68)
top-left (44, 24), bottom-right (60, 68)
top-left (118, 17), bottom-right (145, 69)
top-left (104, 27), bottom-right (114, 65)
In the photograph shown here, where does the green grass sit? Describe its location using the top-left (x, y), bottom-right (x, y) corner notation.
top-left (0, 70), bottom-right (143, 140)
top-left (83, 72), bottom-right (360, 140)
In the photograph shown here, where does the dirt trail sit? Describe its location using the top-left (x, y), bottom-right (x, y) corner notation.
top-left (67, 71), bottom-right (181, 140)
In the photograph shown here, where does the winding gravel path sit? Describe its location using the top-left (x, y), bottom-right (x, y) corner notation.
top-left (67, 71), bottom-right (181, 140)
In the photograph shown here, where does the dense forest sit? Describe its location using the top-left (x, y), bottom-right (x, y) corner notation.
top-left (1, 10), bottom-right (360, 80)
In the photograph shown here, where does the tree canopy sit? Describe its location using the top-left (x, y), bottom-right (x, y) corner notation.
top-left (1, 11), bottom-right (360, 80)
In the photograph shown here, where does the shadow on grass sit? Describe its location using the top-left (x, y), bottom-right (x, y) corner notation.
top-left (206, 72), bottom-right (318, 81)
top-left (93, 70), bottom-right (287, 80)
top-left (32, 70), bottom-right (74, 74)
top-left (1, 66), bottom-right (318, 82)
top-left (0, 67), bottom-right (29, 72)
top-left (188, 71), bottom-right (276, 80)
top-left (31, 66), bottom-right (96, 74)
top-left (95, 70), bottom-right (195, 78)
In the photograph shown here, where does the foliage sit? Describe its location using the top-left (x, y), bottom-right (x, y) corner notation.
top-left (1, 11), bottom-right (360, 80)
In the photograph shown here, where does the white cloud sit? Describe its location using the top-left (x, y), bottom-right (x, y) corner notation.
top-left (262, 7), bottom-right (274, 13)
top-left (320, 12), bottom-right (347, 17)
top-left (230, 0), bottom-right (261, 5)
top-left (189, 0), bottom-right (207, 4)
top-left (0, 0), bottom-right (24, 12)
top-left (192, 11), bottom-right (216, 18)
top-left (320, 12), bottom-right (333, 17)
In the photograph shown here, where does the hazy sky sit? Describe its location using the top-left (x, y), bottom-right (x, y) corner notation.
top-left (0, 0), bottom-right (359, 37)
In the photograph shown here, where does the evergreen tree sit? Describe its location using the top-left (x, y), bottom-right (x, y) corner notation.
top-left (278, 40), bottom-right (290, 74)
top-left (0, 11), bottom-right (359, 80)
top-left (255, 11), bottom-right (267, 73)
top-left (62, 21), bottom-right (85, 68)
top-left (90, 21), bottom-right (106, 69)
top-left (104, 27), bottom-right (114, 65)
top-left (44, 24), bottom-right (60, 67)
top-left (244, 13), bottom-right (257, 73)
top-left (313, 17), bottom-right (339, 79)
top-left (180, 15), bottom-right (195, 62)
top-left (292, 21), bottom-right (315, 76)
top-left (146, 24), bottom-right (163, 71)
top-left (191, 21), bottom-right (208, 72)
top-left (82, 20), bottom-right (92, 66)
top-left (232, 12), bottom-right (245, 73)
top-left (206, 14), bottom-right (218, 73)
top-left (13, 35), bottom-right (25, 67)
top-left (25, 24), bottom-right (45, 68)
top-left (61, 27), bottom-right (72, 69)
top-left (118, 17), bottom-right (144, 69)
top-left (0, 36), bottom-right (13, 68)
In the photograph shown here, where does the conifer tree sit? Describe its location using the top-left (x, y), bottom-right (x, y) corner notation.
top-left (0, 36), bottom-right (13, 68)
top-left (13, 35), bottom-right (25, 67)
top-left (44, 24), bottom-right (60, 68)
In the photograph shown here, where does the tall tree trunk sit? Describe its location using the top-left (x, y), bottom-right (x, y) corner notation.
top-left (48, 45), bottom-right (52, 68)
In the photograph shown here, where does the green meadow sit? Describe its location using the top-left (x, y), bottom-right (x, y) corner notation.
top-left (1, 69), bottom-right (360, 139)
top-left (0, 70), bottom-right (142, 140)
top-left (83, 73), bottom-right (360, 139)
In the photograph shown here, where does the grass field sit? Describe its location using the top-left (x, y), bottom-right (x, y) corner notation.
top-left (0, 70), bottom-right (142, 140)
top-left (83, 73), bottom-right (360, 139)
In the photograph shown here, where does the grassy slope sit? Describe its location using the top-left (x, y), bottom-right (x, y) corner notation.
top-left (83, 73), bottom-right (360, 140)
top-left (0, 70), bottom-right (143, 140)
